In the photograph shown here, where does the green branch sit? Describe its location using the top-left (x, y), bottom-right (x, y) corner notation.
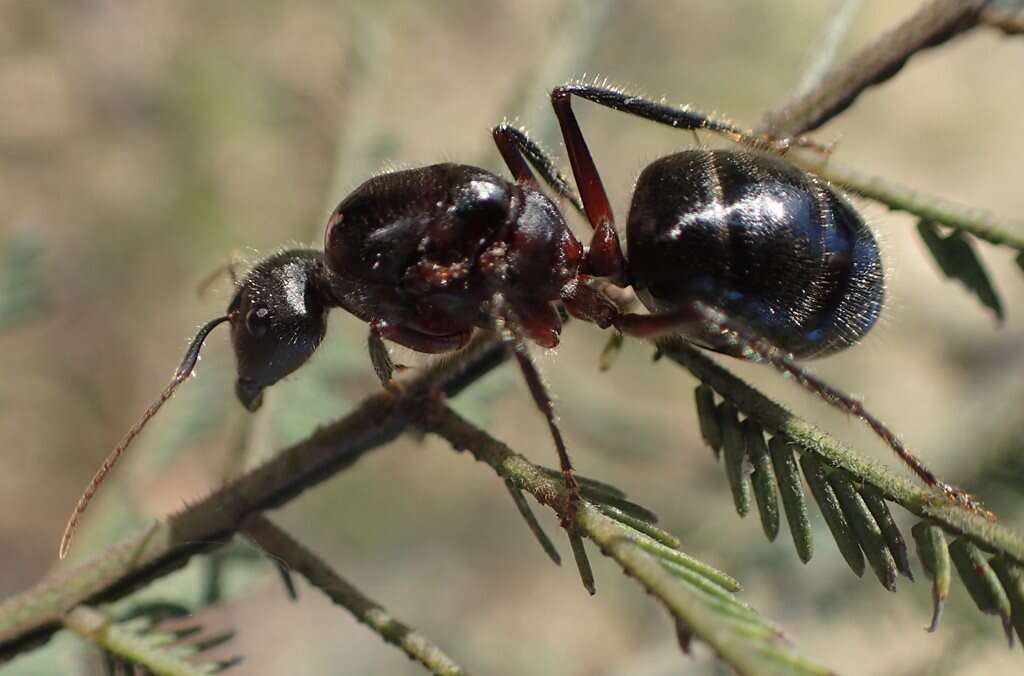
top-left (759, 0), bottom-right (986, 136)
top-left (657, 338), bottom-right (1024, 564)
top-left (242, 515), bottom-right (468, 676)
top-left (0, 335), bottom-right (506, 662)
top-left (793, 156), bottom-right (1024, 252)
top-left (426, 407), bottom-right (831, 676)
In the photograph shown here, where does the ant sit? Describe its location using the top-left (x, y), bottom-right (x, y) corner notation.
top-left (59, 82), bottom-right (984, 560)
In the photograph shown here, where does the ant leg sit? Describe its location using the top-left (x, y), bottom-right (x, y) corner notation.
top-left (196, 251), bottom-right (243, 297)
top-left (491, 293), bottom-right (580, 515)
top-left (612, 301), bottom-right (985, 515)
top-left (492, 124), bottom-right (624, 280)
top-left (513, 301), bottom-right (563, 349)
top-left (551, 83), bottom-right (829, 154)
top-left (367, 329), bottom-right (397, 385)
top-left (492, 124), bottom-right (584, 216)
top-left (368, 320), bottom-right (472, 387)
top-left (561, 278), bottom-right (616, 329)
top-left (505, 103), bottom-right (626, 284)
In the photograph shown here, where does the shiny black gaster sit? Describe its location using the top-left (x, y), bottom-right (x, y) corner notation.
top-left (627, 149), bottom-right (883, 359)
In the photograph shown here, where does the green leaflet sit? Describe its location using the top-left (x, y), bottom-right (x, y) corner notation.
top-left (695, 384), bottom-right (724, 456)
top-left (745, 420), bottom-right (780, 541)
top-left (829, 471), bottom-right (898, 591)
top-left (769, 437), bottom-right (814, 564)
top-left (917, 220), bottom-right (1004, 321)
top-left (912, 522), bottom-right (951, 632)
top-left (800, 456), bottom-right (865, 577)
top-left (720, 402), bottom-right (752, 517)
top-left (949, 539), bottom-right (1014, 646)
top-left (64, 605), bottom-right (236, 676)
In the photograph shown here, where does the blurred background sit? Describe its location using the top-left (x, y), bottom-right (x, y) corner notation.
top-left (2, 1), bottom-right (1023, 674)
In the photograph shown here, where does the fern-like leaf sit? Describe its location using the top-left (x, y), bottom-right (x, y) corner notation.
top-left (674, 339), bottom-right (1024, 647)
top-left (429, 406), bottom-right (833, 675)
top-left (63, 605), bottom-right (239, 676)
top-left (917, 219), bottom-right (1004, 321)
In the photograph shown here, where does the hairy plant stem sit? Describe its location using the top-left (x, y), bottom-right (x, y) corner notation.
top-left (656, 338), bottom-right (1024, 563)
top-left (0, 335), bottom-right (505, 662)
top-left (243, 515), bottom-right (469, 676)
top-left (760, 0), bottom-right (986, 136)
top-left (425, 406), bottom-right (830, 676)
top-left (792, 155), bottom-right (1024, 252)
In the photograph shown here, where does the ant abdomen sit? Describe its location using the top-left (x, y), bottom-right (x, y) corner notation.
top-left (626, 149), bottom-right (884, 359)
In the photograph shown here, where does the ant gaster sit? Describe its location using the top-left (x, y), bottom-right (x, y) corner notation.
top-left (60, 83), bottom-right (984, 559)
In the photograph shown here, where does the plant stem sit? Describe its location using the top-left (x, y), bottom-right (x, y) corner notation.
top-left (0, 335), bottom-right (505, 662)
top-left (243, 515), bottom-right (469, 676)
top-left (760, 0), bottom-right (986, 136)
top-left (656, 338), bottom-right (1024, 564)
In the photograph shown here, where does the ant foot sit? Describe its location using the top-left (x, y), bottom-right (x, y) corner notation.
top-left (599, 331), bottom-right (624, 372)
top-left (937, 482), bottom-right (996, 522)
top-left (557, 469), bottom-right (582, 530)
top-left (760, 133), bottom-right (835, 159)
top-left (791, 135), bottom-right (836, 157)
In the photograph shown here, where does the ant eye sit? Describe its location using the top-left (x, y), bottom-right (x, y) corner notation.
top-left (245, 305), bottom-right (271, 337)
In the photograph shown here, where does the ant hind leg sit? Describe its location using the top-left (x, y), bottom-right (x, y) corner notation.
top-left (613, 300), bottom-right (987, 517)
top-left (492, 123), bottom-right (625, 281)
top-left (551, 83), bottom-right (831, 155)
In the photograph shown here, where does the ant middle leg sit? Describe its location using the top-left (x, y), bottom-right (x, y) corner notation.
top-left (561, 278), bottom-right (617, 329)
top-left (490, 292), bottom-right (580, 519)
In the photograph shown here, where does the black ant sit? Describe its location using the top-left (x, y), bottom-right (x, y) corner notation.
top-left (60, 82), bottom-right (984, 559)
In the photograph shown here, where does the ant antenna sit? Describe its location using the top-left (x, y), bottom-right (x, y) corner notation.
top-left (59, 315), bottom-right (230, 559)
top-left (195, 255), bottom-right (242, 298)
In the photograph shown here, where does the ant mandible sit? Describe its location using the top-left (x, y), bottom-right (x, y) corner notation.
top-left (59, 82), bottom-right (982, 559)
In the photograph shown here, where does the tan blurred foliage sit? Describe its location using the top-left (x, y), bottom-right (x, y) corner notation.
top-left (1, 2), bottom-right (1022, 674)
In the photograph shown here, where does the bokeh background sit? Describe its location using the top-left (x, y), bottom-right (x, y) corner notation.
top-left (2, 1), bottom-right (1023, 674)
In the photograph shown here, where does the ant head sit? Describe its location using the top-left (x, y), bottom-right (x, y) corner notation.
top-left (60, 247), bottom-right (331, 560)
top-left (228, 249), bottom-right (328, 411)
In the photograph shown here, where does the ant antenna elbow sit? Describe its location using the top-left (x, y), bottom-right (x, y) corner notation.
top-left (58, 315), bottom-right (230, 560)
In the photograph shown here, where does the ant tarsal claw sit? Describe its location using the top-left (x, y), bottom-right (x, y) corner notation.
top-left (557, 469), bottom-right (583, 530)
top-left (936, 482), bottom-right (995, 521)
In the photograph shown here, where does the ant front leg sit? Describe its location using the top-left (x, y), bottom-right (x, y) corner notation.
top-left (368, 320), bottom-right (472, 390)
top-left (492, 124), bottom-right (584, 216)
top-left (551, 83), bottom-right (829, 157)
